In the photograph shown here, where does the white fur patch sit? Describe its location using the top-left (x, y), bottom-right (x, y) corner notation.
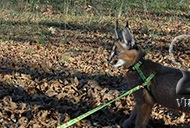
top-left (131, 38), bottom-right (135, 47)
top-left (113, 59), bottom-right (126, 68)
top-left (120, 42), bottom-right (128, 49)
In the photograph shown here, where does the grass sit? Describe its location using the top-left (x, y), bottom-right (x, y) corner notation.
top-left (59, 53), bottom-right (73, 64)
top-left (24, 49), bottom-right (36, 55)
top-left (0, 0), bottom-right (189, 43)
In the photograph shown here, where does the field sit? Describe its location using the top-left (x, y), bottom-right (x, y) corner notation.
top-left (0, 0), bottom-right (190, 127)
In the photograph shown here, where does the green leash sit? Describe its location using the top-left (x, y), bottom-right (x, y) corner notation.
top-left (57, 73), bottom-right (155, 128)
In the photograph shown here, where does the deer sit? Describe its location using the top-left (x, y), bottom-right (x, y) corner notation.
top-left (108, 20), bottom-right (190, 128)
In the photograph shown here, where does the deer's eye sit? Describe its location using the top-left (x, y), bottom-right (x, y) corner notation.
top-left (115, 50), bottom-right (120, 56)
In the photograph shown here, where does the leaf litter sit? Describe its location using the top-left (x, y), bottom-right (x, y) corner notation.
top-left (0, 14), bottom-right (190, 128)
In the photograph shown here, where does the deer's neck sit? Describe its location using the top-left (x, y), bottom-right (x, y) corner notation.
top-left (127, 59), bottom-right (161, 80)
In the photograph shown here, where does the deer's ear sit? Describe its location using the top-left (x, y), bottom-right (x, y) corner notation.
top-left (114, 20), bottom-right (135, 49)
top-left (122, 26), bottom-right (135, 49)
top-left (125, 21), bottom-right (129, 28)
top-left (115, 20), bottom-right (120, 39)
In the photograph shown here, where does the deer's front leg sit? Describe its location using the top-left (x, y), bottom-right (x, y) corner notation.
top-left (122, 104), bottom-right (137, 128)
top-left (135, 103), bottom-right (153, 128)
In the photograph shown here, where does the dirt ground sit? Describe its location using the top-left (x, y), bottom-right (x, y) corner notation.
top-left (0, 10), bottom-right (190, 128)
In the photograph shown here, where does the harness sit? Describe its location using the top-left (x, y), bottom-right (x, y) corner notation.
top-left (131, 58), bottom-right (156, 100)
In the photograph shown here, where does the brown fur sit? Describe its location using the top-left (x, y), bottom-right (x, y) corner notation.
top-left (118, 48), bottom-right (190, 128)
